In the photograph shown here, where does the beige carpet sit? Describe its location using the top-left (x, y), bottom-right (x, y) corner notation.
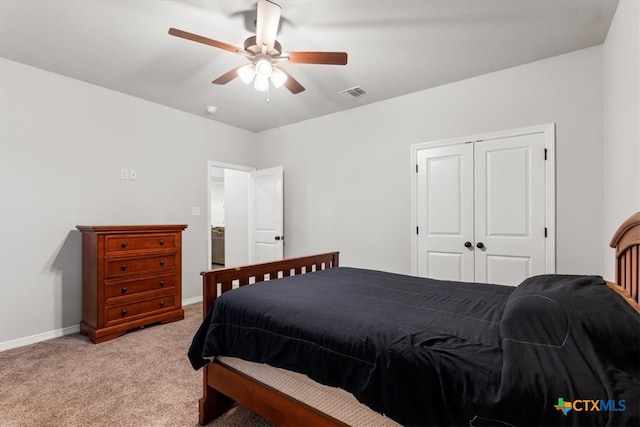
top-left (0, 303), bottom-right (274, 427)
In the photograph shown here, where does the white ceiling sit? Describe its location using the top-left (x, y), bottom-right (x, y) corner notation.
top-left (0, 0), bottom-right (618, 133)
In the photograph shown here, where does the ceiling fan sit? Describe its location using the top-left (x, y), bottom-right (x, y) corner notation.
top-left (169, 0), bottom-right (348, 95)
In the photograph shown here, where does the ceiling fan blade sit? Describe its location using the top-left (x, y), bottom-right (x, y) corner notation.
top-left (168, 28), bottom-right (241, 54)
top-left (278, 69), bottom-right (305, 94)
top-left (285, 51), bottom-right (348, 66)
top-left (212, 66), bottom-right (243, 85)
top-left (255, 0), bottom-right (281, 51)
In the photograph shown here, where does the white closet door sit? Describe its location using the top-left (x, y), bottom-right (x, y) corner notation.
top-left (474, 134), bottom-right (547, 285)
top-left (416, 144), bottom-right (474, 281)
top-left (414, 125), bottom-right (553, 285)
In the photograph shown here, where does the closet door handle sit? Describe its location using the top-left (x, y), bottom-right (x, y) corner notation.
top-left (464, 241), bottom-right (472, 248)
top-left (476, 242), bottom-right (485, 249)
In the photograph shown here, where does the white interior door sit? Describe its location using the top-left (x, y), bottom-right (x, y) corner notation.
top-left (474, 134), bottom-right (547, 284)
top-left (249, 166), bottom-right (284, 263)
top-left (416, 144), bottom-right (474, 281)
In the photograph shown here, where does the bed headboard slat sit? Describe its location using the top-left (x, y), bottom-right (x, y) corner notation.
top-left (610, 212), bottom-right (640, 304)
top-left (201, 252), bottom-right (340, 316)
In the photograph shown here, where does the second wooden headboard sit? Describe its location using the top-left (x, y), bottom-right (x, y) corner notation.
top-left (610, 211), bottom-right (640, 304)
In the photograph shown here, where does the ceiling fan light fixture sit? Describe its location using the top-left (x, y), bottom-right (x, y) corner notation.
top-left (237, 64), bottom-right (256, 84)
top-left (270, 67), bottom-right (288, 88)
top-left (254, 75), bottom-right (270, 92)
top-left (255, 58), bottom-right (273, 78)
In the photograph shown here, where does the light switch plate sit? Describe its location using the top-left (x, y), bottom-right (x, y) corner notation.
top-left (191, 207), bottom-right (201, 216)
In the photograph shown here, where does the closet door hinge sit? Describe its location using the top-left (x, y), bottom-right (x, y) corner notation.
top-left (544, 227), bottom-right (548, 238)
top-left (544, 148), bottom-right (548, 160)
top-left (416, 164), bottom-right (419, 173)
top-left (416, 226), bottom-right (419, 235)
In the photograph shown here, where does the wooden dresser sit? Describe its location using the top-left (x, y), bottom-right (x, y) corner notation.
top-left (76, 224), bottom-right (188, 343)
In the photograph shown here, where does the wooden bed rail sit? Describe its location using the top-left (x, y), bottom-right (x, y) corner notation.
top-left (610, 212), bottom-right (640, 303)
top-left (200, 252), bottom-right (340, 316)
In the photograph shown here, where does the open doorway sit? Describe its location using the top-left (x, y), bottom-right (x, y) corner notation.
top-left (207, 161), bottom-right (285, 269)
top-left (208, 161), bottom-right (253, 269)
top-left (209, 167), bottom-right (224, 269)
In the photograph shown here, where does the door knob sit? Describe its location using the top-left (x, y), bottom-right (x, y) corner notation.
top-left (275, 236), bottom-right (284, 241)
top-left (464, 241), bottom-right (472, 248)
top-left (476, 242), bottom-right (485, 249)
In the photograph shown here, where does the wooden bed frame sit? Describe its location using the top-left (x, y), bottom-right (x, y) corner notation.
top-left (199, 251), bottom-right (345, 426)
top-left (197, 212), bottom-right (640, 426)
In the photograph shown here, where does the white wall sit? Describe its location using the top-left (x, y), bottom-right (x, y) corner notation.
top-left (603, 1), bottom-right (640, 281)
top-left (0, 58), bottom-right (257, 348)
top-left (257, 47), bottom-right (604, 276)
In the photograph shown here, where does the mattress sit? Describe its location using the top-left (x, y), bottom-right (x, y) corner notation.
top-left (217, 356), bottom-right (400, 427)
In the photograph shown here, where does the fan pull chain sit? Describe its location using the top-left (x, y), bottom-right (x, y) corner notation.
top-left (266, 87), bottom-right (270, 103)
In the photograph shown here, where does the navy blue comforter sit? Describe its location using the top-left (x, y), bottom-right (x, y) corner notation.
top-left (188, 267), bottom-right (639, 426)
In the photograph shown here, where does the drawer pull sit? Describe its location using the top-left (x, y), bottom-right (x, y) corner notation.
top-left (121, 264), bottom-right (128, 271)
top-left (159, 260), bottom-right (165, 266)
top-left (121, 309), bottom-right (128, 316)
top-left (159, 239), bottom-right (165, 245)
top-left (159, 280), bottom-right (165, 286)
top-left (121, 287), bottom-right (127, 294)
top-left (159, 301), bottom-right (165, 307)
top-left (121, 241), bottom-right (128, 248)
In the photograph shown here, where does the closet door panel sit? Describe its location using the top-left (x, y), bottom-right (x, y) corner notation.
top-left (474, 133), bottom-right (547, 285)
top-left (416, 144), bottom-right (474, 281)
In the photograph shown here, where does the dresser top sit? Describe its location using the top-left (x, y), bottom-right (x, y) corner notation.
top-left (76, 224), bottom-right (188, 233)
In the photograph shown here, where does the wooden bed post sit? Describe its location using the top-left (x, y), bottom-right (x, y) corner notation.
top-left (198, 269), bottom-right (235, 424)
top-left (199, 365), bottom-right (234, 425)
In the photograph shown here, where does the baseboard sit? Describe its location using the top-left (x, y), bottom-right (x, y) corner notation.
top-left (183, 295), bottom-right (202, 306)
top-left (0, 324), bottom-right (80, 352)
top-left (1, 296), bottom-right (204, 352)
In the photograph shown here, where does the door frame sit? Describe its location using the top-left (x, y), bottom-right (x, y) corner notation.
top-left (410, 123), bottom-right (556, 277)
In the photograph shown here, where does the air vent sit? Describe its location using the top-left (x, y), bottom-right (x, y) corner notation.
top-left (338, 85), bottom-right (369, 99)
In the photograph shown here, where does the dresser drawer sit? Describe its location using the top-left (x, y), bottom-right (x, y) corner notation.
top-left (106, 254), bottom-right (176, 278)
top-left (106, 294), bottom-right (177, 326)
top-left (105, 274), bottom-right (176, 301)
top-left (105, 233), bottom-right (177, 254)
